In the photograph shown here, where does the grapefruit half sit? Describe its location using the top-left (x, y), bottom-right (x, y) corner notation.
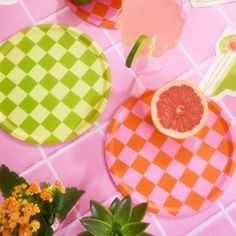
top-left (151, 80), bottom-right (208, 139)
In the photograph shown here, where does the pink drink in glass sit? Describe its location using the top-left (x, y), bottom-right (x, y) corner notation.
top-left (118, 0), bottom-right (186, 73)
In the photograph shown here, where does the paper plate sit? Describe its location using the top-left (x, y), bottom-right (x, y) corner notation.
top-left (105, 91), bottom-right (236, 216)
top-left (0, 24), bottom-right (111, 144)
top-left (65, 0), bottom-right (121, 28)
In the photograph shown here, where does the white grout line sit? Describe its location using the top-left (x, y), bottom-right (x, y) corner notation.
top-left (104, 40), bottom-right (122, 53)
top-left (20, 159), bottom-right (47, 177)
top-left (18, 0), bottom-right (36, 24)
top-left (182, 1), bottom-right (191, 10)
top-left (217, 200), bottom-right (236, 231)
top-left (178, 42), bottom-right (204, 78)
top-left (218, 100), bottom-right (235, 120)
top-left (37, 145), bottom-right (60, 180)
top-left (37, 5), bottom-right (71, 24)
top-left (178, 56), bottom-right (215, 81)
top-left (149, 213), bottom-right (168, 236)
top-left (186, 201), bottom-right (236, 236)
top-left (38, 145), bottom-right (81, 223)
top-left (95, 121), bottom-right (105, 137)
top-left (49, 120), bottom-right (110, 160)
top-left (19, 121), bottom-right (110, 178)
top-left (216, 5), bottom-right (235, 29)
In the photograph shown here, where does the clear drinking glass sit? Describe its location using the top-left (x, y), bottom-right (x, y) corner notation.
top-left (117, 0), bottom-right (186, 75)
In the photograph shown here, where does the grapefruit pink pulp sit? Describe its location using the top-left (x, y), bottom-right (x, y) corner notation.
top-left (151, 80), bottom-right (208, 139)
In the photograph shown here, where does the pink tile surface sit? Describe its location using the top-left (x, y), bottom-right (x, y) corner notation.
top-left (23, 163), bottom-right (55, 183)
top-left (0, 3), bottom-right (32, 42)
top-left (229, 207), bottom-right (236, 224)
top-left (159, 204), bottom-right (220, 236)
top-left (46, 8), bottom-right (113, 50)
top-left (0, 1), bottom-right (236, 236)
top-left (220, 172), bottom-right (236, 206)
top-left (179, 5), bottom-right (227, 63)
top-left (221, 2), bottom-right (236, 24)
top-left (97, 48), bottom-right (136, 122)
top-left (22, 0), bottom-right (66, 21)
top-left (200, 216), bottom-right (236, 236)
top-left (222, 95), bottom-right (236, 117)
top-left (0, 129), bottom-right (42, 173)
top-left (51, 132), bottom-right (117, 215)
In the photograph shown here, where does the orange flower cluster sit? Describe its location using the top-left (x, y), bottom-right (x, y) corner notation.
top-left (0, 196), bottom-right (40, 235)
top-left (0, 181), bottom-right (65, 235)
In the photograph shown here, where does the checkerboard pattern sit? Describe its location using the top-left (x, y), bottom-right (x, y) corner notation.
top-left (65, 0), bottom-right (121, 28)
top-left (105, 91), bottom-right (236, 216)
top-left (0, 24), bottom-right (111, 144)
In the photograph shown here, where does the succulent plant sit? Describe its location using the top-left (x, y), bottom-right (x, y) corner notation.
top-left (78, 195), bottom-right (153, 236)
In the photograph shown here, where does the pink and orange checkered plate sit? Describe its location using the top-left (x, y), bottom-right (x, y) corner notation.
top-left (105, 90), bottom-right (236, 217)
top-left (65, 0), bottom-right (121, 28)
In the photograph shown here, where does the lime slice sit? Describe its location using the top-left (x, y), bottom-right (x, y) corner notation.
top-left (125, 35), bottom-right (148, 68)
top-left (74, 0), bottom-right (92, 4)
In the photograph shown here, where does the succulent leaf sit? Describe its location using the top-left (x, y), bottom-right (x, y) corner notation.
top-left (80, 218), bottom-right (112, 236)
top-left (130, 202), bottom-right (148, 223)
top-left (122, 222), bottom-right (149, 236)
top-left (79, 196), bottom-right (151, 236)
top-left (90, 200), bottom-right (113, 224)
top-left (109, 197), bottom-right (120, 215)
top-left (112, 222), bottom-right (122, 233)
top-left (113, 195), bottom-right (132, 226)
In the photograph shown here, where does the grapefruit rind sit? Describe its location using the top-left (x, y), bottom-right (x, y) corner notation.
top-left (151, 80), bottom-right (208, 139)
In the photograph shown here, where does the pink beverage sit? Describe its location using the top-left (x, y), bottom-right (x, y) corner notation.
top-left (118, 0), bottom-right (186, 57)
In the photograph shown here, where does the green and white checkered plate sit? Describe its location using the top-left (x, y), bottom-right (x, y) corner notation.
top-left (0, 24), bottom-right (111, 144)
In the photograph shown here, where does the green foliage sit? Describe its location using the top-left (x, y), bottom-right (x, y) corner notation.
top-left (79, 195), bottom-right (153, 236)
top-left (52, 187), bottom-right (85, 222)
top-left (0, 165), bottom-right (84, 235)
top-left (0, 164), bottom-right (27, 197)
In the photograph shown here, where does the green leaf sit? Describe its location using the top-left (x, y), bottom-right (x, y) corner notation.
top-left (77, 231), bottom-right (94, 236)
top-left (122, 222), bottom-right (149, 236)
top-left (137, 232), bottom-right (154, 236)
top-left (0, 165), bottom-right (27, 197)
top-left (39, 201), bottom-right (53, 224)
top-left (80, 218), bottom-right (112, 236)
top-left (112, 222), bottom-right (122, 233)
top-left (34, 216), bottom-right (53, 236)
top-left (130, 203), bottom-right (148, 223)
top-left (109, 198), bottom-right (120, 215)
top-left (113, 195), bottom-right (132, 226)
top-left (90, 200), bottom-right (113, 224)
top-left (52, 187), bottom-right (85, 222)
